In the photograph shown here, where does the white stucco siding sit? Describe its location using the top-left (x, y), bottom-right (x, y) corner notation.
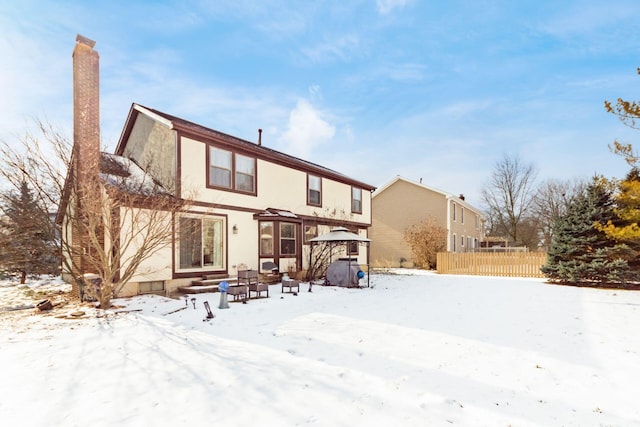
top-left (179, 136), bottom-right (371, 224)
top-left (253, 159), bottom-right (307, 212)
top-left (118, 206), bottom-right (173, 283)
top-left (180, 137), bottom-right (208, 200)
top-left (224, 209), bottom-right (260, 272)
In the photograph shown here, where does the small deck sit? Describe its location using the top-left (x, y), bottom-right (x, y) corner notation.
top-left (177, 276), bottom-right (238, 295)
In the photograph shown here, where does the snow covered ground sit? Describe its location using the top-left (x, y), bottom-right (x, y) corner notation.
top-left (1, 270), bottom-right (639, 426)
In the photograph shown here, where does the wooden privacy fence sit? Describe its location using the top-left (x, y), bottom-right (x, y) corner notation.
top-left (436, 252), bottom-right (547, 278)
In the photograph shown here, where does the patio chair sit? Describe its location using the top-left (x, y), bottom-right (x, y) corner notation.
top-left (239, 268), bottom-right (269, 299)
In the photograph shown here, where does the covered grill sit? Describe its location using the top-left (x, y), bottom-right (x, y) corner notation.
top-left (326, 258), bottom-right (363, 287)
top-left (308, 227), bottom-right (371, 288)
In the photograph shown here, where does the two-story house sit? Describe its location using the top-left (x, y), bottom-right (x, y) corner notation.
top-left (59, 35), bottom-right (374, 298)
top-left (369, 176), bottom-right (484, 268)
top-left (114, 104), bottom-right (375, 296)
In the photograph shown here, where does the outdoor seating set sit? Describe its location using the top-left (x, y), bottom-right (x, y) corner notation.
top-left (177, 267), bottom-right (302, 301)
top-left (227, 269), bottom-right (269, 301)
top-left (229, 270), bottom-right (301, 300)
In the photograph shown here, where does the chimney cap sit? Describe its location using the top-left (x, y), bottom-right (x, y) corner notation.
top-left (76, 34), bottom-right (96, 48)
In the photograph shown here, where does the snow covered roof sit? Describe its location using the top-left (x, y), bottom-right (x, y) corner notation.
top-left (99, 153), bottom-right (169, 196)
top-left (255, 208), bottom-right (299, 219)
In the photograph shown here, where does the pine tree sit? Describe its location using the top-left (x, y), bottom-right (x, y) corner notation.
top-left (0, 181), bottom-right (59, 283)
top-left (542, 177), bottom-right (637, 285)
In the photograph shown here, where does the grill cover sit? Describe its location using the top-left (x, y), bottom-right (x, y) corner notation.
top-left (326, 258), bottom-right (362, 287)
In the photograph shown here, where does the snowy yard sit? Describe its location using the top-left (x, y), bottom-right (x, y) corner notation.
top-left (1, 271), bottom-right (639, 426)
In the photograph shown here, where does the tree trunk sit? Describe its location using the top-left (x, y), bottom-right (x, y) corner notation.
top-left (98, 282), bottom-right (113, 309)
top-left (20, 270), bottom-right (26, 284)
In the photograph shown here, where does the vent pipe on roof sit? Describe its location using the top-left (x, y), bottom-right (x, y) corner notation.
top-left (258, 128), bottom-right (262, 146)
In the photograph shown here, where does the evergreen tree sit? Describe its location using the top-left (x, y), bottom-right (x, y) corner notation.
top-left (542, 177), bottom-right (637, 285)
top-left (0, 181), bottom-right (59, 283)
top-left (596, 169), bottom-right (640, 269)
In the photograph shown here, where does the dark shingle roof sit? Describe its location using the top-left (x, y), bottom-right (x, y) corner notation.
top-left (127, 104), bottom-right (375, 191)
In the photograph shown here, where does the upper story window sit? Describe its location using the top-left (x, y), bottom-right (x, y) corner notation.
top-left (461, 207), bottom-right (465, 224)
top-left (308, 174), bottom-right (322, 206)
top-left (235, 154), bottom-right (255, 193)
top-left (208, 146), bottom-right (256, 194)
top-left (453, 202), bottom-right (457, 221)
top-left (209, 147), bottom-right (232, 188)
top-left (351, 187), bottom-right (362, 214)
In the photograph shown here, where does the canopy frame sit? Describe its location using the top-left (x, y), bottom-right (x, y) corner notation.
top-left (308, 227), bottom-right (371, 288)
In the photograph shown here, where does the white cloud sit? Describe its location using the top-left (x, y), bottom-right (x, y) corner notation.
top-left (376, 0), bottom-right (412, 15)
top-left (280, 100), bottom-right (335, 159)
top-left (300, 34), bottom-right (363, 64)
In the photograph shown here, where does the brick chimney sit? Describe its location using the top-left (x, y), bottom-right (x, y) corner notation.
top-left (73, 34), bottom-right (100, 191)
top-left (71, 34), bottom-right (101, 290)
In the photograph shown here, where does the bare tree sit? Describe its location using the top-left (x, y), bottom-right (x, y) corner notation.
top-left (305, 207), bottom-right (356, 281)
top-left (531, 178), bottom-right (586, 251)
top-left (1, 120), bottom-right (190, 308)
top-left (0, 121), bottom-right (70, 279)
top-left (481, 154), bottom-right (538, 247)
top-left (404, 216), bottom-right (447, 269)
top-left (0, 121), bottom-right (70, 211)
top-left (62, 157), bottom-right (186, 308)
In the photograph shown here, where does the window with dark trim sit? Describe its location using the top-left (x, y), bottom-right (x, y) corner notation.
top-left (209, 147), bottom-right (232, 189)
top-left (208, 146), bottom-right (256, 194)
top-left (308, 174), bottom-right (322, 206)
top-left (179, 216), bottom-right (225, 270)
top-left (235, 153), bottom-right (255, 193)
top-left (260, 222), bottom-right (274, 256)
top-left (461, 207), bottom-right (465, 224)
top-left (280, 222), bottom-right (296, 255)
top-left (304, 224), bottom-right (318, 244)
top-left (351, 187), bottom-right (362, 214)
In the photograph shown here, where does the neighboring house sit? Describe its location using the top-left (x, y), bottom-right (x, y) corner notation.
top-left (369, 176), bottom-right (484, 268)
top-left (59, 35), bottom-right (375, 298)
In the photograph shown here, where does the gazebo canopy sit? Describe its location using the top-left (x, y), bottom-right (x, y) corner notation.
top-left (308, 227), bottom-right (371, 288)
top-left (309, 227), bottom-right (371, 243)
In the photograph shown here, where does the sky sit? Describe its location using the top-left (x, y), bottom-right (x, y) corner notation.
top-left (2, 271), bottom-right (640, 425)
top-left (2, 0), bottom-right (640, 207)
